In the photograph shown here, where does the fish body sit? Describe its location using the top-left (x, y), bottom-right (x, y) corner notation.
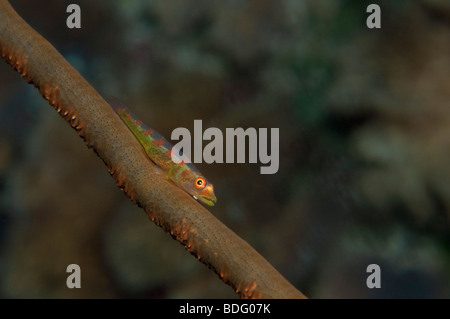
top-left (111, 100), bottom-right (217, 206)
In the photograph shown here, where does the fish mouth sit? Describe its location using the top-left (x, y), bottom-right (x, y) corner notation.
top-left (198, 194), bottom-right (217, 206)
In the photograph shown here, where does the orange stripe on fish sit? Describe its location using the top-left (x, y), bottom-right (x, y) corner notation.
top-left (110, 99), bottom-right (217, 206)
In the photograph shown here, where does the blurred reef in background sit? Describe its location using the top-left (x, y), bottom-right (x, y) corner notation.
top-left (0, 0), bottom-right (449, 298)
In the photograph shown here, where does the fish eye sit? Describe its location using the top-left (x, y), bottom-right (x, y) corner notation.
top-left (195, 177), bottom-right (206, 190)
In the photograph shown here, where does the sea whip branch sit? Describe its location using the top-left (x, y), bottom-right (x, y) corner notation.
top-left (0, 0), bottom-right (306, 299)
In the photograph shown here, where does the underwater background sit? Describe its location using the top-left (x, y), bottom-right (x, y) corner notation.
top-left (0, 0), bottom-right (449, 298)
